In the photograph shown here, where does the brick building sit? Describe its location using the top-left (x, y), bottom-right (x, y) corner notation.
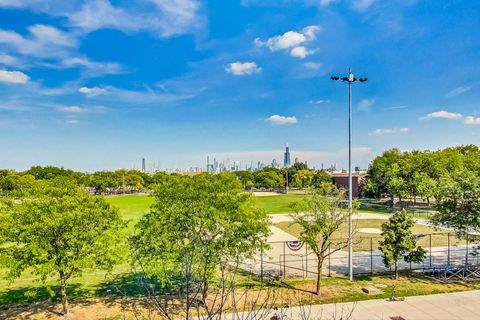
top-left (330, 172), bottom-right (366, 198)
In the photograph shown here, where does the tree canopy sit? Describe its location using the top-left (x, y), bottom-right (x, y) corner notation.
top-left (131, 173), bottom-right (270, 291)
top-left (0, 180), bottom-right (126, 316)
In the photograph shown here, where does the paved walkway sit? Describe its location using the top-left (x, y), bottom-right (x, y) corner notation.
top-left (275, 290), bottom-right (480, 320)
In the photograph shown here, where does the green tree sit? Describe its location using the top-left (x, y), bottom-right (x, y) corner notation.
top-left (311, 170), bottom-right (332, 188)
top-left (0, 181), bottom-right (125, 317)
top-left (290, 190), bottom-right (349, 295)
top-left (412, 172), bottom-right (436, 206)
top-left (254, 169), bottom-right (284, 189)
top-left (432, 170), bottom-right (480, 239)
top-left (293, 169), bottom-right (314, 189)
top-left (236, 170), bottom-right (255, 189)
top-left (379, 210), bottom-right (426, 280)
top-left (0, 171), bottom-right (39, 197)
top-left (131, 173), bottom-right (270, 300)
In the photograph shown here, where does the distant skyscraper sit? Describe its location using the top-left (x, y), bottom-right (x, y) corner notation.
top-left (283, 144), bottom-right (291, 168)
top-left (142, 158), bottom-right (146, 172)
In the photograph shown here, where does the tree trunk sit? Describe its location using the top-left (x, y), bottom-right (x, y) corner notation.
top-left (394, 262), bottom-right (399, 280)
top-left (59, 271), bottom-right (69, 316)
top-left (390, 194), bottom-right (394, 209)
top-left (427, 197), bottom-right (430, 207)
top-left (315, 257), bottom-right (324, 295)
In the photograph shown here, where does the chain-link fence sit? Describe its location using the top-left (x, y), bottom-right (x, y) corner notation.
top-left (241, 233), bottom-right (480, 279)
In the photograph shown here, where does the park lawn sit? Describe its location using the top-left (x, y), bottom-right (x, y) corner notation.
top-left (0, 194), bottom-right (154, 308)
top-left (104, 194), bottom-right (154, 230)
top-left (253, 194), bottom-right (307, 213)
top-left (274, 219), bottom-right (460, 251)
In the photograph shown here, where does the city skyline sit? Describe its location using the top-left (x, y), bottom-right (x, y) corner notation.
top-left (0, 1), bottom-right (479, 171)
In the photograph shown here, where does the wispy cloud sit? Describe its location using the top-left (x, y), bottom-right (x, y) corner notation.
top-left (357, 98), bottom-right (375, 112)
top-left (0, 0), bottom-right (206, 39)
top-left (69, 0), bottom-right (205, 38)
top-left (58, 105), bottom-right (88, 113)
top-left (265, 114), bottom-right (298, 125)
top-left (309, 99), bottom-right (329, 104)
top-left (446, 86), bottom-right (471, 98)
top-left (225, 62), bottom-right (262, 76)
top-left (384, 105), bottom-right (408, 111)
top-left (352, 0), bottom-right (376, 12)
top-left (369, 127), bottom-right (409, 136)
top-left (304, 62), bottom-right (322, 70)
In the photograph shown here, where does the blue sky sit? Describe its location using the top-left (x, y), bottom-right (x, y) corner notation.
top-left (0, 0), bottom-right (479, 171)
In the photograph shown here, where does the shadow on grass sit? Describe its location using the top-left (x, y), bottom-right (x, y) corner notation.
top-left (0, 283), bottom-right (89, 319)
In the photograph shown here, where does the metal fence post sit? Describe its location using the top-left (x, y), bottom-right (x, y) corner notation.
top-left (370, 237), bottom-right (373, 275)
top-left (447, 233), bottom-right (450, 267)
top-left (466, 234), bottom-right (469, 269)
top-left (429, 234), bottom-right (432, 267)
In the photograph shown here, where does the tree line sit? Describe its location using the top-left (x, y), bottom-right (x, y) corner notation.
top-left (0, 163), bottom-right (334, 196)
top-left (363, 144), bottom-right (480, 207)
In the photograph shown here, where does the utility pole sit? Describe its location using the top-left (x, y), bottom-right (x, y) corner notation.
top-left (286, 170), bottom-right (289, 194)
top-left (331, 68), bottom-right (367, 281)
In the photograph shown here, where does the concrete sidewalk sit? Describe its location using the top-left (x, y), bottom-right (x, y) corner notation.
top-left (279, 290), bottom-right (480, 320)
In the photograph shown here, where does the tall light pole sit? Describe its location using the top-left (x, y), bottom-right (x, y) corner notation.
top-left (331, 68), bottom-right (367, 281)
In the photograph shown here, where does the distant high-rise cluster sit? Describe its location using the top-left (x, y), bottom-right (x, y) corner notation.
top-left (136, 144), bottom-right (360, 175)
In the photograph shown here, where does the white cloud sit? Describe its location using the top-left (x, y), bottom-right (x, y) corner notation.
top-left (420, 110), bottom-right (480, 125)
top-left (68, 0), bottom-right (204, 38)
top-left (265, 114), bottom-right (298, 125)
top-left (290, 46), bottom-right (313, 59)
top-left (79, 86), bottom-right (108, 96)
top-left (258, 31), bottom-right (306, 51)
top-left (302, 25), bottom-right (322, 40)
top-left (463, 116), bottom-right (480, 125)
top-left (58, 105), bottom-right (87, 113)
top-left (421, 110), bottom-right (463, 120)
top-left (358, 98), bottom-right (375, 112)
top-left (446, 86), bottom-right (471, 98)
top-left (352, 0), bottom-right (376, 12)
top-left (255, 25), bottom-right (320, 58)
top-left (369, 127), bottom-right (409, 136)
top-left (225, 62), bottom-right (261, 76)
top-left (0, 69), bottom-right (29, 84)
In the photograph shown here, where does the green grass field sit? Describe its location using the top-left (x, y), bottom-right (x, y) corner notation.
top-left (253, 193), bottom-right (307, 213)
top-left (275, 218), bottom-right (459, 251)
top-left (104, 194), bottom-right (154, 231)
